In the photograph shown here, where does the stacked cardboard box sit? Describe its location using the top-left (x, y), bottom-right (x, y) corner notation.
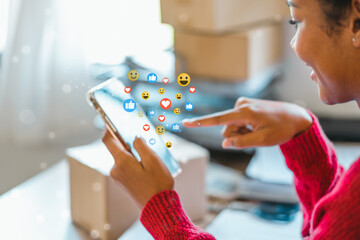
top-left (161, 0), bottom-right (290, 82)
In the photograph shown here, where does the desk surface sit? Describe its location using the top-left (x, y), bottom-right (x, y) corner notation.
top-left (0, 159), bottom-right (295, 240)
top-left (0, 160), bottom-right (215, 240)
top-left (0, 160), bottom-right (300, 240)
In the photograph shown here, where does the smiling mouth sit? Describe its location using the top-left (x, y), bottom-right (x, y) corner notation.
top-left (180, 80), bottom-right (188, 85)
top-left (143, 96), bottom-right (149, 99)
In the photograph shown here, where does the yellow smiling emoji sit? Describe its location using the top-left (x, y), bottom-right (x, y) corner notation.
top-left (166, 141), bottom-right (172, 148)
top-left (158, 88), bottom-right (165, 94)
top-left (176, 93), bottom-right (182, 100)
top-left (156, 125), bottom-right (165, 135)
top-left (177, 73), bottom-right (191, 87)
top-left (128, 70), bottom-right (139, 81)
top-left (141, 91), bottom-right (150, 100)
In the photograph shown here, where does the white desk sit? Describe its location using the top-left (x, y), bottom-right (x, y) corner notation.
top-left (0, 161), bottom-right (92, 240)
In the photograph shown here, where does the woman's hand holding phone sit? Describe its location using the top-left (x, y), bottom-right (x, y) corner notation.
top-left (102, 131), bottom-right (174, 208)
top-left (183, 97), bottom-right (313, 149)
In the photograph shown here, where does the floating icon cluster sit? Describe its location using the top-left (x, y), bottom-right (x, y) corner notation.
top-left (123, 70), bottom-right (197, 148)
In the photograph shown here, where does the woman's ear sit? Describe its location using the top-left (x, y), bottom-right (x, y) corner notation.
top-left (351, 0), bottom-right (360, 47)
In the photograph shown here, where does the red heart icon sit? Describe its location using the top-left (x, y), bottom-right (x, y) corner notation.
top-left (189, 87), bottom-right (196, 93)
top-left (124, 87), bottom-right (131, 93)
top-left (162, 77), bottom-right (169, 84)
top-left (160, 98), bottom-right (172, 110)
top-left (158, 115), bottom-right (165, 122)
top-left (143, 124), bottom-right (150, 131)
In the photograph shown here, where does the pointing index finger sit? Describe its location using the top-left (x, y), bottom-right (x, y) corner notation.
top-left (182, 109), bottom-right (245, 128)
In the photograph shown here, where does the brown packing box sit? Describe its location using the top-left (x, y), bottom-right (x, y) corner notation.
top-left (174, 23), bottom-right (283, 81)
top-left (67, 133), bottom-right (209, 240)
top-left (160, 0), bottom-right (289, 33)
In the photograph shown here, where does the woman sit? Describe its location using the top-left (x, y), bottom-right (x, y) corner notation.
top-left (102, 0), bottom-right (360, 239)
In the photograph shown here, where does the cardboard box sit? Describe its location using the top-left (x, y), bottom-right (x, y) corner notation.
top-left (67, 134), bottom-right (209, 240)
top-left (161, 0), bottom-right (289, 33)
top-left (174, 23), bottom-right (283, 81)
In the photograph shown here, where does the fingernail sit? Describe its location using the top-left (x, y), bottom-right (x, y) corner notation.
top-left (222, 139), bottom-right (232, 148)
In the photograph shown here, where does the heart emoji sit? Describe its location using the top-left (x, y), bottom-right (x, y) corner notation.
top-left (160, 98), bottom-right (172, 110)
top-left (189, 87), bottom-right (196, 93)
top-left (158, 115), bottom-right (165, 122)
top-left (143, 124), bottom-right (150, 131)
top-left (162, 77), bottom-right (169, 84)
top-left (124, 87), bottom-right (131, 93)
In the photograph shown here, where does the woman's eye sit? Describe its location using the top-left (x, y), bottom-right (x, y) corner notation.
top-left (288, 19), bottom-right (299, 30)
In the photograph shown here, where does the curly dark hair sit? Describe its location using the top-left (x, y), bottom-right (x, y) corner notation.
top-left (318, 0), bottom-right (354, 34)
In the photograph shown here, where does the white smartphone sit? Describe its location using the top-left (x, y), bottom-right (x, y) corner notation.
top-left (87, 78), bottom-right (181, 176)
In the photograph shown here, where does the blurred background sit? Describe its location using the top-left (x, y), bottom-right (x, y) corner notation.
top-left (0, 0), bottom-right (360, 238)
top-left (1, 0), bottom-right (359, 195)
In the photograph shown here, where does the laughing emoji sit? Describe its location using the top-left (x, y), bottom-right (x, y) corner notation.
top-left (176, 93), bottom-right (182, 100)
top-left (166, 141), bottom-right (172, 148)
top-left (141, 91), bottom-right (150, 100)
top-left (177, 73), bottom-right (191, 87)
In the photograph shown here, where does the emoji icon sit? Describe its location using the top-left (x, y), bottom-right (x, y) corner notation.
top-left (165, 141), bottom-right (172, 148)
top-left (137, 111), bottom-right (144, 118)
top-left (189, 87), bottom-right (196, 93)
top-left (148, 109), bottom-right (155, 117)
top-left (176, 93), bottom-right (182, 100)
top-left (174, 108), bottom-right (181, 115)
top-left (158, 88), bottom-right (165, 94)
top-left (172, 123), bottom-right (181, 132)
top-left (143, 124), bottom-right (150, 131)
top-left (147, 73), bottom-right (158, 83)
top-left (177, 73), bottom-right (191, 87)
top-left (162, 77), bottom-right (169, 84)
top-left (141, 91), bottom-right (150, 100)
top-left (185, 102), bottom-right (193, 111)
top-left (149, 138), bottom-right (156, 145)
top-left (158, 115), bottom-right (165, 122)
top-left (128, 70), bottom-right (139, 81)
top-left (156, 125), bottom-right (165, 135)
top-left (123, 99), bottom-right (136, 112)
top-left (124, 87), bottom-right (131, 93)
top-left (160, 98), bottom-right (172, 110)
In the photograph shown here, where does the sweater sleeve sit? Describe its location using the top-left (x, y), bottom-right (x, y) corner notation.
top-left (306, 158), bottom-right (360, 239)
top-left (279, 110), bottom-right (344, 238)
top-left (140, 190), bottom-right (216, 240)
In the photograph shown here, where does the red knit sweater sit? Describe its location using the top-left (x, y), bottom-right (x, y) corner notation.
top-left (140, 111), bottom-right (360, 239)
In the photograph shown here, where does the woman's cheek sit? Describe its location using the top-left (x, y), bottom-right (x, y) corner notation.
top-left (292, 30), bottom-right (311, 65)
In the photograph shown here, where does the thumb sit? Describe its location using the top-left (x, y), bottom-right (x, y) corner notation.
top-left (133, 137), bottom-right (163, 169)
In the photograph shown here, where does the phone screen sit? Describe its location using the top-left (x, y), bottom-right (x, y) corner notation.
top-left (90, 79), bottom-right (181, 176)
